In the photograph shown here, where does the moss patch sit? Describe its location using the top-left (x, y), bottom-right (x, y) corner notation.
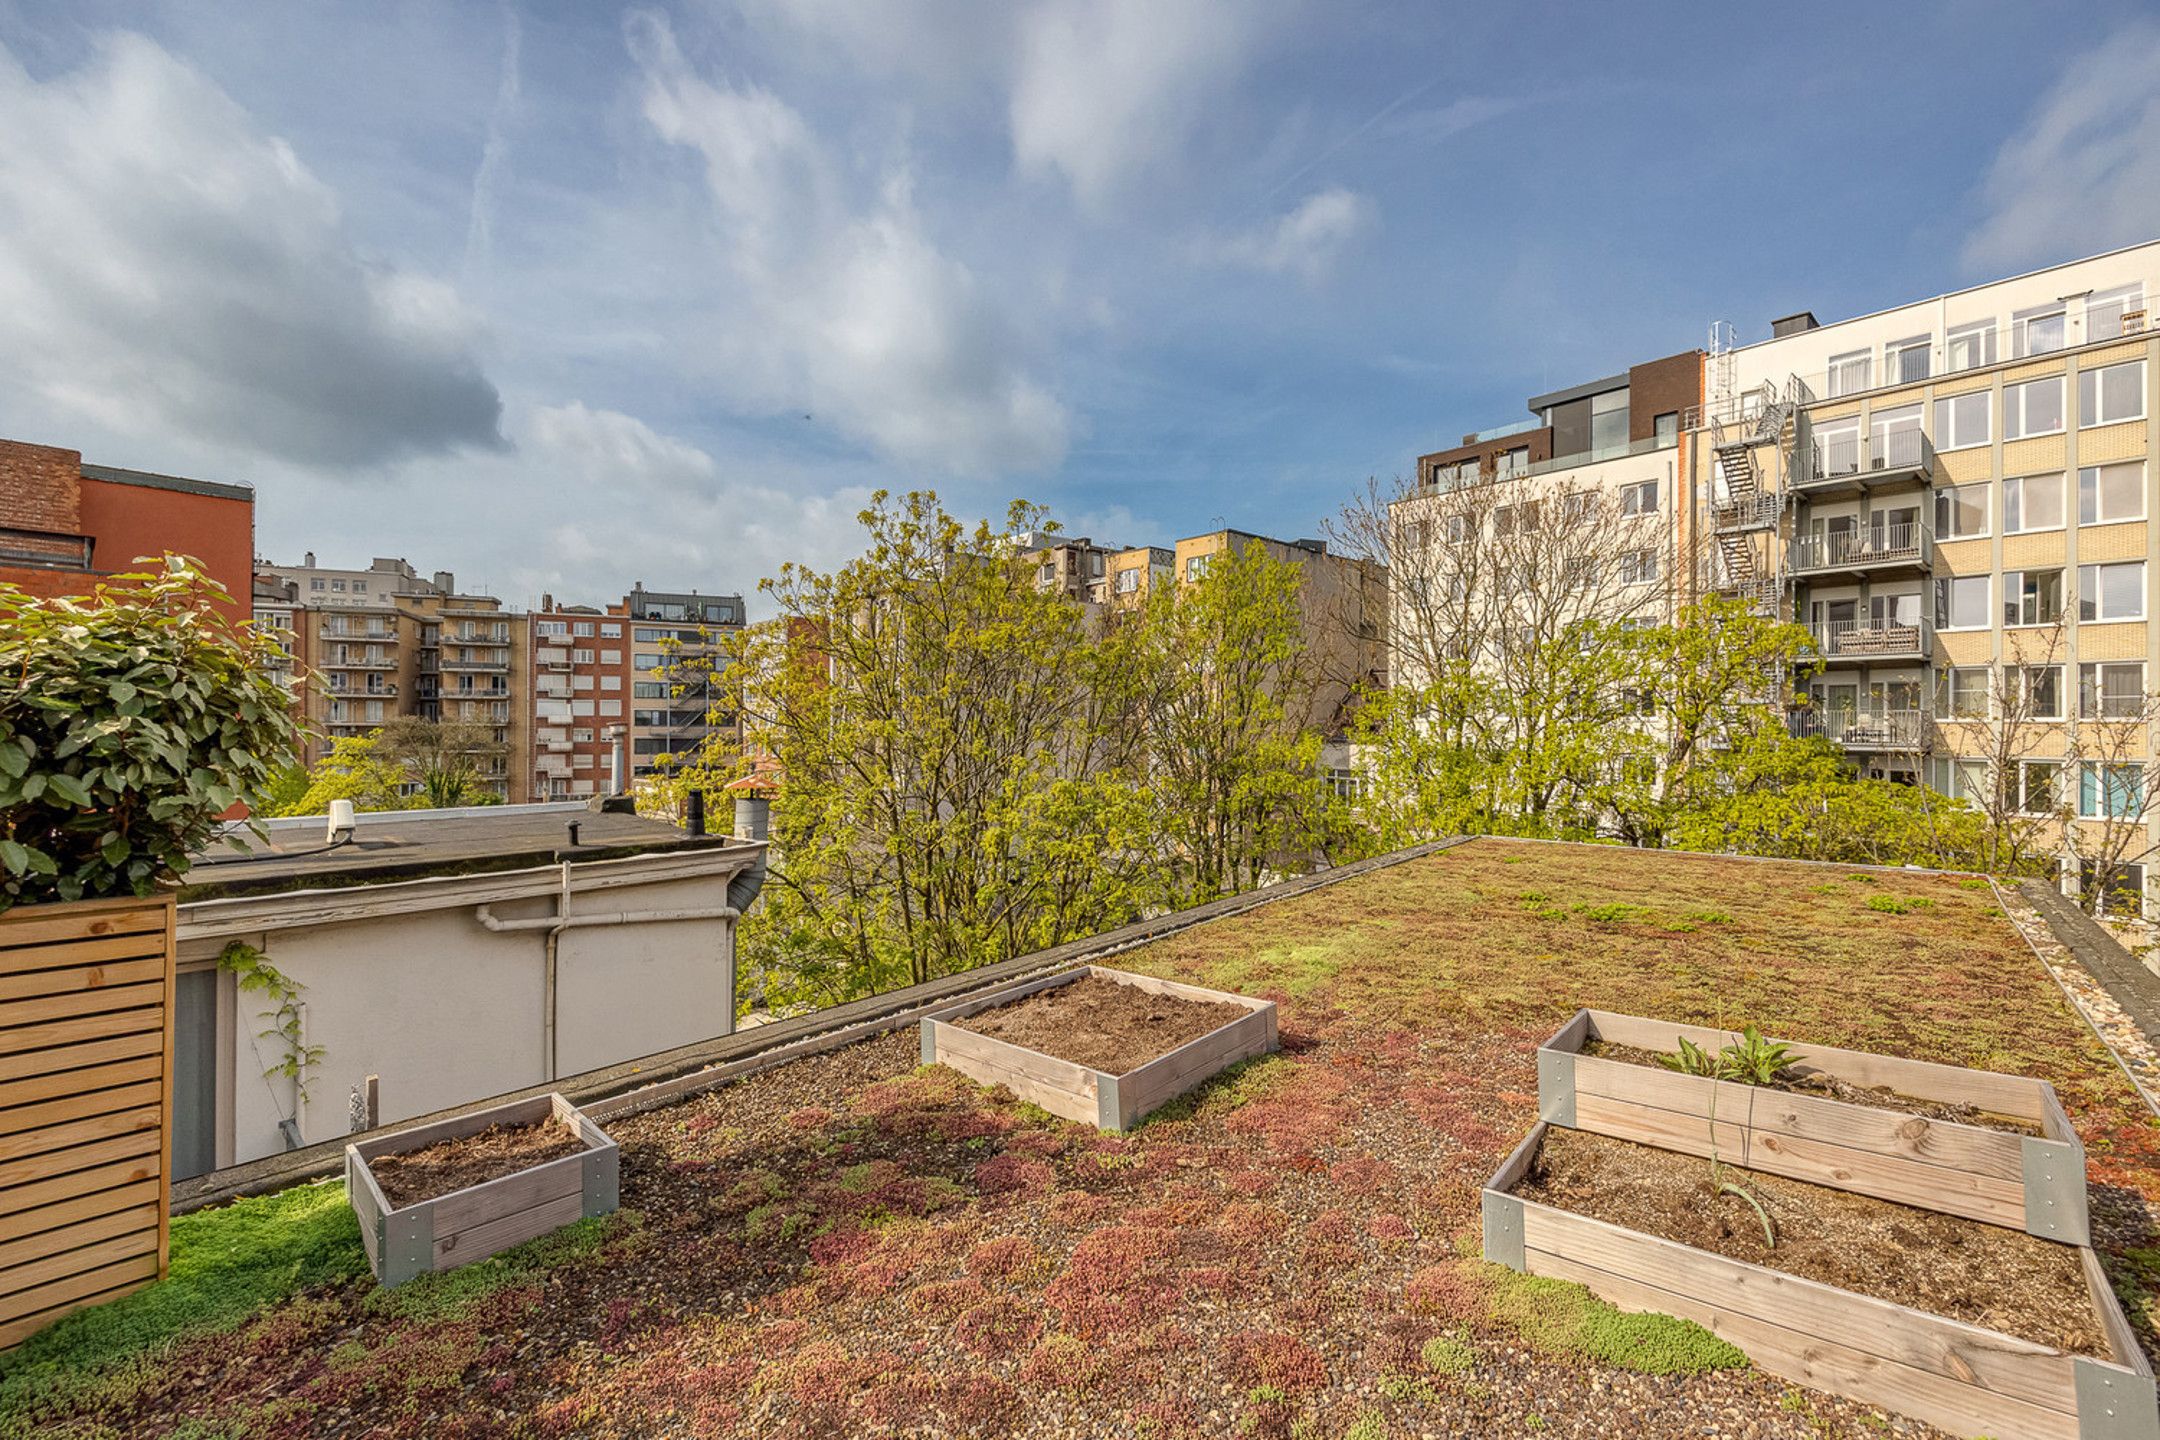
top-left (1485, 1268), bottom-right (1747, 1375)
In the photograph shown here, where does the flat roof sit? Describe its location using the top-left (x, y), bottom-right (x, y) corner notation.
top-left (80, 462), bottom-right (253, 503)
top-left (1524, 370), bottom-right (1628, 413)
top-left (182, 801), bottom-right (754, 898)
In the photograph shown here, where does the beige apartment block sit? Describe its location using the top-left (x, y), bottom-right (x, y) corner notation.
top-left (1693, 239), bottom-right (2160, 905)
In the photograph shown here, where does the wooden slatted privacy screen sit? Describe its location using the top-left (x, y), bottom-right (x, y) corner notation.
top-left (0, 895), bottom-right (176, 1349)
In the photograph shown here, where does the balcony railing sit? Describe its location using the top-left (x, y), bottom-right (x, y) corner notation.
top-left (1806, 428), bottom-right (1937, 487)
top-left (1711, 494), bottom-right (1781, 532)
top-left (1791, 521), bottom-right (1932, 575)
top-left (439, 657), bottom-right (510, 672)
top-left (1810, 616), bottom-right (1933, 664)
top-left (1790, 707), bottom-right (1933, 750)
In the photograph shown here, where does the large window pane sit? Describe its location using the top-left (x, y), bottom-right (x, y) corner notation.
top-left (1935, 482), bottom-right (1988, 538)
top-left (2080, 561), bottom-right (2147, 621)
top-left (2079, 462), bottom-right (2146, 525)
top-left (1935, 574), bottom-right (1989, 629)
top-left (2004, 377), bottom-right (2063, 438)
top-left (2080, 360), bottom-right (2147, 427)
top-left (1935, 390), bottom-right (1991, 449)
top-left (2004, 473), bottom-right (2063, 532)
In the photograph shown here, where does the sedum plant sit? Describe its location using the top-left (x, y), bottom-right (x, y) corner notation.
top-left (0, 559), bottom-right (301, 908)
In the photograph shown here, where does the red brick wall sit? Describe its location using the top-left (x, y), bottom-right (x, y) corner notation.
top-left (0, 439), bottom-right (83, 537)
top-left (78, 477), bottom-right (253, 620)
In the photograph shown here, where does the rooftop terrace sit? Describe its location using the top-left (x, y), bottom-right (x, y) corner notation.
top-left (5, 839), bottom-right (2157, 1438)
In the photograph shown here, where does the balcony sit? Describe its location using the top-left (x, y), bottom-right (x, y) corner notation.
top-left (439, 656), bottom-right (510, 672)
top-left (1799, 429), bottom-right (1937, 499)
top-left (320, 623), bottom-right (397, 641)
top-left (1790, 707), bottom-right (1933, 751)
top-left (1710, 495), bottom-right (1781, 533)
top-left (1790, 521), bottom-right (1933, 579)
top-left (1810, 617), bottom-right (1933, 666)
top-left (321, 654), bottom-right (398, 671)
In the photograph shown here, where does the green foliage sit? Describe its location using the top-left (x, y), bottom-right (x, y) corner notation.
top-left (1420, 1332), bottom-right (1477, 1375)
top-left (0, 559), bottom-right (300, 907)
top-left (1578, 902), bottom-right (1651, 923)
top-left (1720, 1025), bottom-right (1802, 1085)
top-left (1865, 893), bottom-right (1932, 915)
top-left (272, 718), bottom-right (506, 817)
top-left (1339, 1411), bottom-right (1388, 1440)
top-left (363, 1212), bottom-right (634, 1324)
top-left (0, 1181), bottom-right (364, 1419)
top-left (217, 942), bottom-right (325, 1105)
top-left (1657, 1025), bottom-right (1803, 1085)
top-left (1485, 1268), bottom-right (1748, 1374)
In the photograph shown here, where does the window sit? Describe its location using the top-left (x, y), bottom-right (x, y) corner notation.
top-left (634, 653), bottom-right (665, 670)
top-left (1184, 555), bottom-right (1210, 581)
top-left (600, 675), bottom-right (621, 691)
top-left (1935, 574), bottom-right (1989, 630)
top-left (1826, 349), bottom-right (1872, 397)
top-left (1560, 492), bottom-right (1596, 528)
top-left (1939, 667), bottom-right (1990, 717)
top-left (2002, 376), bottom-right (2064, 438)
top-left (1885, 335), bottom-right (1930, 384)
top-left (2080, 762), bottom-right (2144, 819)
top-left (1115, 567), bottom-right (1140, 594)
top-left (2087, 284), bottom-right (2144, 342)
top-left (536, 620), bottom-right (568, 637)
top-left (1493, 504), bottom-right (1518, 538)
top-left (599, 700), bottom-right (622, 717)
top-left (1945, 320), bottom-right (1996, 372)
top-left (572, 648), bottom-right (595, 664)
top-left (2003, 473), bottom-right (2063, 533)
top-left (1589, 388), bottom-right (1629, 453)
top-left (2078, 561), bottom-right (2145, 621)
top-left (1813, 417), bottom-right (1861, 476)
top-left (2013, 304), bottom-right (2067, 357)
top-left (1444, 514), bottom-right (1471, 544)
top-left (633, 681), bottom-right (669, 699)
top-left (1935, 482), bottom-right (1989, 539)
top-left (600, 649), bottom-right (621, 664)
top-left (331, 578), bottom-right (346, 591)
top-left (1496, 446), bottom-right (1530, 478)
top-left (1934, 390), bottom-right (1991, 450)
top-left (1654, 412), bottom-right (1678, 445)
top-left (2079, 859), bottom-right (2146, 918)
top-left (2079, 462), bottom-right (2144, 525)
top-left (2004, 664), bottom-right (2063, 718)
top-left (2079, 360), bottom-right (2145, 427)
top-left (2016, 761), bottom-right (2062, 815)
top-left (1326, 768), bottom-right (1366, 801)
top-left (1619, 479), bottom-right (1657, 516)
top-left (310, 578), bottom-right (325, 591)
top-left (352, 581), bottom-right (367, 594)
top-left (2073, 660), bottom-right (2142, 716)
top-left (2004, 568), bottom-right (2063, 626)
top-left (1618, 549), bottom-right (1658, 586)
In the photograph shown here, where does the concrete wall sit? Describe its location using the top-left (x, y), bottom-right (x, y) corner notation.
top-left (177, 864), bottom-right (738, 1170)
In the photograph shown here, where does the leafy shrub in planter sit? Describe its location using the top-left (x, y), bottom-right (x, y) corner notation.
top-left (0, 559), bottom-right (300, 907)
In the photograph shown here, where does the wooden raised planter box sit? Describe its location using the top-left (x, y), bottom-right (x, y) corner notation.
top-left (921, 965), bottom-right (1277, 1132)
top-left (1, 894), bottom-right (177, 1350)
top-left (346, 1093), bottom-right (618, 1287)
top-left (1539, 1009), bottom-right (2089, 1245)
top-left (1483, 1123), bottom-right (2156, 1440)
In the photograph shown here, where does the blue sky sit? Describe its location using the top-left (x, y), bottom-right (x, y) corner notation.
top-left (2, 1), bottom-right (2158, 610)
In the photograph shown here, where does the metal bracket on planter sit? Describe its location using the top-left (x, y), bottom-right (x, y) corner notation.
top-left (583, 1148), bottom-right (620, 1218)
top-left (378, 1204), bottom-right (434, 1288)
top-left (1095, 1074), bottom-right (1123, 1133)
top-left (920, 1021), bottom-right (938, 1067)
top-left (1537, 1047), bottom-right (1576, 1127)
top-left (1482, 1190), bottom-right (1525, 1272)
top-left (2023, 1135), bottom-right (2091, 1244)
top-left (2075, 1357), bottom-right (2160, 1440)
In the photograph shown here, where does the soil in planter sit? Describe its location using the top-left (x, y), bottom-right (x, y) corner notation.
top-left (957, 973), bottom-right (1248, 1075)
top-left (1516, 1127), bottom-right (2102, 1353)
top-left (370, 1117), bottom-right (585, 1209)
top-left (1581, 1037), bottom-right (2041, 1136)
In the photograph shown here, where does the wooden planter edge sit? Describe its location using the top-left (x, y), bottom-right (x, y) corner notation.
top-left (346, 1092), bottom-right (618, 1287)
top-left (920, 964), bottom-right (1278, 1132)
top-left (1483, 1122), bottom-right (2156, 1440)
top-left (1539, 1008), bottom-right (2090, 1244)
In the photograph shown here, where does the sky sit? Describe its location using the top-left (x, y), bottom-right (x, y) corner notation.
top-left (3, 1), bottom-right (2159, 614)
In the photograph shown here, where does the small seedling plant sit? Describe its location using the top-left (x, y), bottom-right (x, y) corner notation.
top-left (1658, 1024), bottom-right (1805, 1250)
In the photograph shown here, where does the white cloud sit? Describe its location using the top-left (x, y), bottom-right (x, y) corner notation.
top-left (0, 33), bottom-right (504, 468)
top-left (530, 402), bottom-right (717, 489)
top-left (625, 10), bottom-right (1067, 477)
top-left (1009, 0), bottom-right (1278, 214)
top-left (1208, 187), bottom-right (1376, 282)
top-left (1963, 20), bottom-right (2160, 273)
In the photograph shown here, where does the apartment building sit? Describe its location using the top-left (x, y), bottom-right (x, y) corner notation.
top-left (1695, 239), bottom-right (2159, 900)
top-left (0, 437), bottom-right (253, 615)
top-left (1174, 529), bottom-right (1389, 744)
top-left (256, 556), bottom-right (526, 797)
top-left (1014, 531), bottom-right (1123, 605)
top-left (1392, 351), bottom-right (1704, 696)
top-left (530, 597), bottom-right (630, 800)
top-left (1106, 545), bottom-right (1175, 607)
top-left (623, 584), bottom-right (745, 785)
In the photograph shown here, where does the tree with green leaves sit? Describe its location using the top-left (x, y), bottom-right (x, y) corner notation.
top-left (272, 717), bottom-right (506, 816)
top-left (0, 559), bottom-right (301, 908)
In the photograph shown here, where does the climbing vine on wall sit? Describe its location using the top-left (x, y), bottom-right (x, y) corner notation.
top-left (217, 941), bottom-right (326, 1108)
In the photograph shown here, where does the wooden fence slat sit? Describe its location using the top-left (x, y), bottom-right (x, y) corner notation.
top-left (0, 983), bottom-right (168, 1030)
top-left (0, 1155), bottom-right (161, 1219)
top-left (0, 1128), bottom-right (160, 1193)
top-left (0, 954), bottom-right (168, 999)
top-left (0, 1056), bottom-right (164, 1112)
top-left (0, 902), bottom-right (168, 954)
top-left (0, 1030), bottom-right (163, 1082)
top-left (0, 1083), bottom-right (166, 1139)
top-left (0, 1253), bottom-right (161, 1341)
top-left (0, 1181), bottom-right (160, 1247)
top-left (0, 1227), bottom-right (160, 1300)
top-left (0, 1198), bottom-right (160, 1273)
top-left (0, 1105), bottom-right (163, 1166)
top-left (0, 1007), bottom-right (165, 1057)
